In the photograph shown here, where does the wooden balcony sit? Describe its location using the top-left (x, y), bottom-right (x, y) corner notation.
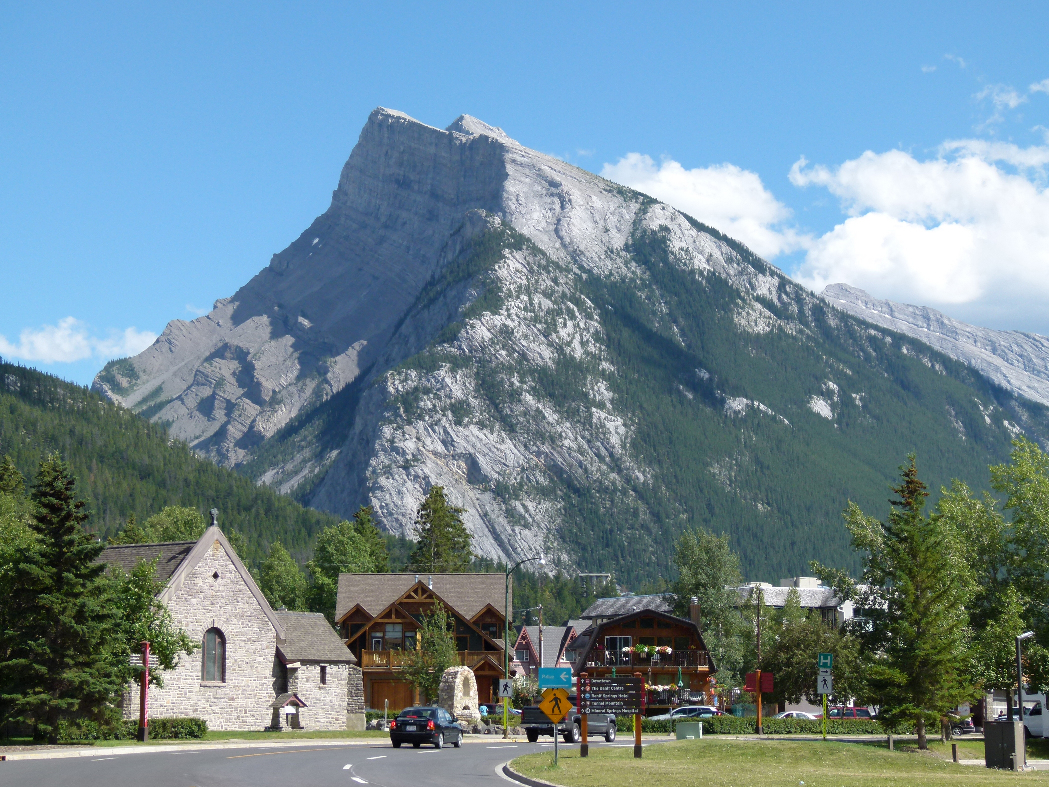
top-left (583, 650), bottom-right (711, 670)
top-left (361, 650), bottom-right (500, 669)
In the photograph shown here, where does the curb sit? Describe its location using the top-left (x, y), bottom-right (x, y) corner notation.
top-left (501, 762), bottom-right (565, 787)
top-left (0, 738), bottom-right (380, 762)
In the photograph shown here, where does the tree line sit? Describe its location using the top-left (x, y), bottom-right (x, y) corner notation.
top-left (672, 437), bottom-right (1049, 750)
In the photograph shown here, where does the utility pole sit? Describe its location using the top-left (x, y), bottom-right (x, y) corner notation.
top-left (539, 605), bottom-right (544, 672)
top-left (755, 589), bottom-right (763, 735)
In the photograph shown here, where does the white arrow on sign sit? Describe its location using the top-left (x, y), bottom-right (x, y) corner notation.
top-left (498, 679), bottom-right (513, 698)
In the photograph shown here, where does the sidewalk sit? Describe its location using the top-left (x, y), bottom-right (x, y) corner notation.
top-left (0, 737), bottom-right (381, 762)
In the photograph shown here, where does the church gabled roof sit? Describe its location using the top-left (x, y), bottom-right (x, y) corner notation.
top-left (98, 541), bottom-right (196, 585)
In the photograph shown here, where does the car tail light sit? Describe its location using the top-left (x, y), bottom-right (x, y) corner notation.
top-left (427, 719), bottom-right (435, 730)
top-left (390, 720), bottom-right (396, 729)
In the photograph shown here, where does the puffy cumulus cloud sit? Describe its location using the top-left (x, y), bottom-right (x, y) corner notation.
top-left (600, 153), bottom-right (810, 258)
top-left (0, 317), bottom-right (156, 364)
top-left (790, 144), bottom-right (1049, 314)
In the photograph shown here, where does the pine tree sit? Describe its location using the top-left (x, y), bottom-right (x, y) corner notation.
top-left (842, 456), bottom-right (975, 749)
top-left (260, 542), bottom-right (309, 611)
top-left (0, 454), bottom-right (123, 742)
top-left (0, 455), bottom-right (24, 496)
top-left (407, 486), bottom-right (472, 573)
top-left (351, 506), bottom-right (389, 573)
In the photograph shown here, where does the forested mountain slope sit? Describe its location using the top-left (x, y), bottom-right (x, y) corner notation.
top-left (0, 360), bottom-right (341, 563)
top-left (95, 109), bottom-right (1049, 585)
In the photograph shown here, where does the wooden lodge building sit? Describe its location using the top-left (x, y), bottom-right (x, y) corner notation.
top-left (335, 573), bottom-right (509, 710)
top-left (569, 607), bottom-right (716, 714)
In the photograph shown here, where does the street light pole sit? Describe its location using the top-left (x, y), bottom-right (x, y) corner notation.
top-left (1016, 631), bottom-right (1035, 770)
top-left (505, 554), bottom-right (544, 739)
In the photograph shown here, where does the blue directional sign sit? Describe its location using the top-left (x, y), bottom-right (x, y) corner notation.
top-left (538, 667), bottom-right (573, 689)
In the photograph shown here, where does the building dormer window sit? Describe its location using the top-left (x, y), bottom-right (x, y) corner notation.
top-left (202, 628), bottom-right (226, 682)
top-left (516, 649), bottom-right (529, 663)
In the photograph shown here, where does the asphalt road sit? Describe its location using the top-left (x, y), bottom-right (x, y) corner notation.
top-left (0, 736), bottom-right (639, 787)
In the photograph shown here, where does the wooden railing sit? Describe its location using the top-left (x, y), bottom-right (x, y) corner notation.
top-left (361, 650), bottom-right (499, 669)
top-left (584, 650), bottom-right (710, 670)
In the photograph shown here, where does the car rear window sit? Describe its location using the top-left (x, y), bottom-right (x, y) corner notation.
top-left (399, 708), bottom-right (435, 719)
top-left (855, 709), bottom-right (871, 718)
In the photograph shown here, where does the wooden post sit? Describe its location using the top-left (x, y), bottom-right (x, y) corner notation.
top-left (634, 671), bottom-right (643, 758)
top-left (952, 743), bottom-right (958, 763)
top-left (138, 641), bottom-right (150, 742)
top-left (887, 733), bottom-right (893, 751)
top-left (580, 672), bottom-right (589, 757)
top-left (756, 668), bottom-right (763, 735)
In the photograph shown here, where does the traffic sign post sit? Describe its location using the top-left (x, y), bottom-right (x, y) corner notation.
top-left (539, 688), bottom-right (570, 765)
top-left (817, 654), bottom-right (833, 739)
top-left (538, 667), bottom-right (573, 689)
top-left (818, 653), bottom-right (833, 669)
top-left (498, 679), bottom-right (513, 699)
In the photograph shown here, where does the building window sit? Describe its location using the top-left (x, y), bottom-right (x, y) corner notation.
top-left (516, 649), bottom-right (529, 663)
top-left (202, 628), bottom-right (226, 682)
top-left (371, 634), bottom-right (383, 651)
top-left (404, 630), bottom-right (417, 650)
top-left (385, 623), bottom-right (403, 649)
top-left (320, 665), bottom-right (327, 685)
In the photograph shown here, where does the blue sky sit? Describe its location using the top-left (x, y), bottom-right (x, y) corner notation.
top-left (2, 2), bottom-right (1048, 385)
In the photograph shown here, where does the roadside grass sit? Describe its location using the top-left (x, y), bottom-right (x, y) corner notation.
top-left (512, 738), bottom-right (1049, 786)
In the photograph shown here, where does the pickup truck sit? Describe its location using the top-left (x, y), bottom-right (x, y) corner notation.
top-left (520, 695), bottom-right (617, 743)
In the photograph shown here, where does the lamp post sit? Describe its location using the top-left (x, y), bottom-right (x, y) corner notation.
top-left (1015, 631), bottom-right (1035, 770)
top-left (505, 554), bottom-right (544, 739)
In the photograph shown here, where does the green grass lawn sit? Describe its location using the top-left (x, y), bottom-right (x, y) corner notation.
top-left (512, 738), bottom-right (1049, 787)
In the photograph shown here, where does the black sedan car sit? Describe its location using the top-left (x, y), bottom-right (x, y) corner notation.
top-left (389, 706), bottom-right (463, 749)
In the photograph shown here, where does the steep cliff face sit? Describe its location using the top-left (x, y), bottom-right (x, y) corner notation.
top-left (822, 284), bottom-right (1049, 407)
top-left (96, 109), bottom-right (1049, 583)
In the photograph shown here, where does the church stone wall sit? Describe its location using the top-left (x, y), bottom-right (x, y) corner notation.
top-left (122, 542), bottom-right (281, 731)
top-left (287, 663), bottom-right (350, 730)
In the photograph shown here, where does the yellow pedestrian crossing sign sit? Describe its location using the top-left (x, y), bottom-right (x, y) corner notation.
top-left (539, 688), bottom-right (570, 723)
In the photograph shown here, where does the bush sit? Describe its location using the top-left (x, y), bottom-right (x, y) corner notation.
top-left (55, 717), bottom-right (207, 742)
top-left (613, 715), bottom-right (908, 736)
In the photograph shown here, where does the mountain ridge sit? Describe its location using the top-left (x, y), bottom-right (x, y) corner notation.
top-left (94, 108), bottom-right (1049, 583)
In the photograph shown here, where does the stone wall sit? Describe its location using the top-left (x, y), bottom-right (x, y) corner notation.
top-left (346, 665), bottom-right (365, 730)
top-left (122, 542), bottom-right (280, 731)
top-left (286, 662), bottom-right (349, 730)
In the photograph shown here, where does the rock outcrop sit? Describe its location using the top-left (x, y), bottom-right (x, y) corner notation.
top-left (822, 284), bottom-right (1049, 407)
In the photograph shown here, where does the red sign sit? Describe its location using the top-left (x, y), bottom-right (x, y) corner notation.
top-left (761, 672), bottom-right (773, 693)
top-left (745, 672), bottom-right (774, 693)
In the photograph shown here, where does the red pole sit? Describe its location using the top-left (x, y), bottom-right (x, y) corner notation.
top-left (580, 673), bottom-right (589, 758)
top-left (139, 641), bottom-right (150, 742)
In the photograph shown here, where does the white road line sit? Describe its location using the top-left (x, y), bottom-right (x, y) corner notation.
top-left (351, 778), bottom-right (368, 784)
top-left (343, 764), bottom-right (352, 769)
top-left (91, 757), bottom-right (116, 761)
top-left (486, 745), bottom-right (518, 749)
top-left (366, 755), bottom-right (386, 760)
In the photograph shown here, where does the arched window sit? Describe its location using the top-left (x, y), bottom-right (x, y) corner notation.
top-left (202, 628), bottom-right (226, 682)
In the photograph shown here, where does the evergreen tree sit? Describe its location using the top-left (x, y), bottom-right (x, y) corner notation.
top-left (407, 486), bottom-right (472, 573)
top-left (402, 602), bottom-right (459, 703)
top-left (351, 506), bottom-right (389, 573)
top-left (672, 527), bottom-right (747, 688)
top-left (831, 456), bottom-right (975, 749)
top-left (260, 542), bottom-right (309, 611)
top-left (0, 455), bottom-right (123, 742)
top-left (307, 519), bottom-right (372, 620)
top-left (0, 455), bottom-right (24, 496)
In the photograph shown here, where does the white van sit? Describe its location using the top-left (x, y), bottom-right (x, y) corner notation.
top-left (1019, 691), bottom-right (1046, 738)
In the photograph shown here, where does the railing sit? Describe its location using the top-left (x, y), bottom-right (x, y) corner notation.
top-left (361, 650), bottom-right (499, 669)
top-left (584, 650), bottom-right (710, 669)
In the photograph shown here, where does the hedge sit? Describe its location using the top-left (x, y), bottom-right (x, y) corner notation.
top-left (56, 717), bottom-right (208, 741)
top-left (615, 715), bottom-right (907, 735)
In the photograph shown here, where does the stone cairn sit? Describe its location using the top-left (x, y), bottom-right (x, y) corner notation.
top-left (438, 666), bottom-right (481, 726)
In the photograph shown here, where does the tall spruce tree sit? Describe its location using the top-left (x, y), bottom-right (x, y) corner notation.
top-left (832, 456), bottom-right (975, 749)
top-left (0, 454), bottom-right (123, 742)
top-left (351, 506), bottom-right (390, 573)
top-left (407, 486), bottom-right (472, 573)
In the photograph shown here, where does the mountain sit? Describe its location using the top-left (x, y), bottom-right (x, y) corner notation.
top-left (1, 359), bottom-right (341, 563)
top-left (94, 108), bottom-right (1049, 585)
top-left (822, 283), bottom-right (1049, 407)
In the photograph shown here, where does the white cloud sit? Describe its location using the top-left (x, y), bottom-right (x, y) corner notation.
top-left (0, 318), bottom-right (156, 364)
top-left (790, 144), bottom-right (1049, 314)
top-left (975, 84), bottom-right (1029, 127)
top-left (1030, 79), bottom-right (1049, 95)
top-left (601, 153), bottom-right (809, 258)
top-left (945, 54), bottom-right (967, 68)
top-left (921, 65), bottom-right (937, 73)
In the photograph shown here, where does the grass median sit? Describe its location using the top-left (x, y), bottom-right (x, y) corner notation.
top-left (512, 738), bottom-right (1049, 786)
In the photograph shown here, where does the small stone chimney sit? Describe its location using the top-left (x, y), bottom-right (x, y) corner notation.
top-left (689, 597), bottom-right (702, 628)
top-left (428, 575), bottom-right (433, 589)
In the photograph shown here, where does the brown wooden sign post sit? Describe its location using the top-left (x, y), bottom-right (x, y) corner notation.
top-left (138, 641), bottom-right (150, 742)
top-left (580, 673), bottom-right (589, 757)
top-left (634, 672), bottom-right (643, 758)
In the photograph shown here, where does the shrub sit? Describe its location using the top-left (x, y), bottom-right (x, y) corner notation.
top-left (613, 715), bottom-right (909, 736)
top-left (55, 717), bottom-right (207, 742)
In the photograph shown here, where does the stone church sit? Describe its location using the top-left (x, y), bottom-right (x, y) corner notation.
top-left (100, 526), bottom-right (365, 731)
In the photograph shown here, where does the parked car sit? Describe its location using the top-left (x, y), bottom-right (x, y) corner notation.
top-left (950, 716), bottom-right (976, 735)
top-left (389, 706), bottom-right (463, 749)
top-left (773, 711), bottom-right (818, 720)
top-left (648, 706), bottom-right (720, 722)
top-left (816, 706), bottom-right (875, 720)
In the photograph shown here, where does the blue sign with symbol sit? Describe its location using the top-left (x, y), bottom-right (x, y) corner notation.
top-left (538, 667), bottom-right (573, 689)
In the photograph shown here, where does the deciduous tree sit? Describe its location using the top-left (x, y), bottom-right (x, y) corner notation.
top-left (259, 542), bottom-right (309, 611)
